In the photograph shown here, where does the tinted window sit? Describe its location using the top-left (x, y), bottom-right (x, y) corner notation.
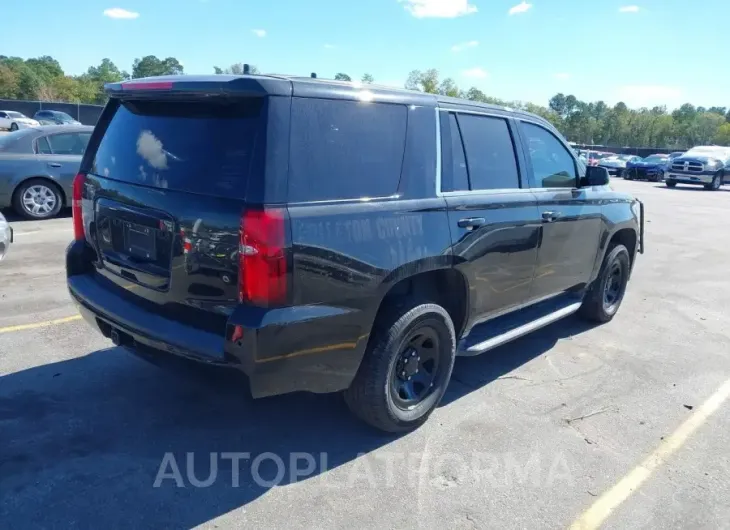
top-left (36, 136), bottom-right (52, 154)
top-left (457, 114), bottom-right (520, 190)
top-left (47, 133), bottom-right (87, 155)
top-left (520, 122), bottom-right (577, 188)
top-left (0, 112), bottom-right (7, 118)
top-left (91, 99), bottom-right (264, 198)
top-left (444, 113), bottom-right (469, 192)
top-left (288, 98), bottom-right (407, 202)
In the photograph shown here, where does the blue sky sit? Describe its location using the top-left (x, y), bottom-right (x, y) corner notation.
top-left (4, 0), bottom-right (728, 109)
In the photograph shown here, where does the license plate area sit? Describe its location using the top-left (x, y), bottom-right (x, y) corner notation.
top-left (124, 223), bottom-right (156, 261)
top-left (94, 198), bottom-right (174, 289)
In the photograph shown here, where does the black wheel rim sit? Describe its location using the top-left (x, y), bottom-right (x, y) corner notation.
top-left (389, 326), bottom-right (441, 410)
top-left (603, 261), bottom-right (624, 310)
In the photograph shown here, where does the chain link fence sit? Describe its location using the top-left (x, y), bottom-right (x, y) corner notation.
top-left (0, 99), bottom-right (104, 125)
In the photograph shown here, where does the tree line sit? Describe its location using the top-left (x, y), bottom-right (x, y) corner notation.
top-left (1, 55), bottom-right (729, 148)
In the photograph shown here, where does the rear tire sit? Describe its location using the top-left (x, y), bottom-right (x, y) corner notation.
top-left (579, 244), bottom-right (631, 324)
top-left (10, 122), bottom-right (18, 131)
top-left (12, 179), bottom-right (63, 220)
top-left (344, 301), bottom-right (456, 433)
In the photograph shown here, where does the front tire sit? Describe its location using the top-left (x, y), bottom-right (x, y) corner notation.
top-left (13, 179), bottom-right (63, 220)
top-left (10, 122), bottom-right (18, 131)
top-left (344, 302), bottom-right (456, 433)
top-left (704, 171), bottom-right (723, 191)
top-left (579, 244), bottom-right (631, 323)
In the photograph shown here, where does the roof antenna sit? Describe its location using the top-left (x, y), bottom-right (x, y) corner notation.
top-left (310, 72), bottom-right (317, 78)
top-left (243, 64), bottom-right (251, 75)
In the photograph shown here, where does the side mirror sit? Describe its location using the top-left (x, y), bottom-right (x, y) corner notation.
top-left (581, 166), bottom-right (610, 187)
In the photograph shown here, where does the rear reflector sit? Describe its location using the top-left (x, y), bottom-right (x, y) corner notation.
top-left (121, 81), bottom-right (174, 91)
top-left (239, 208), bottom-right (288, 306)
top-left (72, 173), bottom-right (86, 241)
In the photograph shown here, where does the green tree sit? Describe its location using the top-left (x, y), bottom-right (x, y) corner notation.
top-left (334, 73), bottom-right (352, 81)
top-left (82, 58), bottom-right (126, 103)
top-left (0, 63), bottom-right (19, 98)
top-left (213, 63), bottom-right (260, 75)
top-left (132, 56), bottom-right (184, 79)
top-left (361, 73), bottom-right (374, 84)
top-left (714, 123), bottom-right (730, 146)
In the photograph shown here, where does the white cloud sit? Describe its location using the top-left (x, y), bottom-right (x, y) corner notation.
top-left (508, 1), bottom-right (532, 15)
top-left (451, 40), bottom-right (479, 52)
top-left (103, 7), bottom-right (139, 19)
top-left (554, 73), bottom-right (571, 80)
top-left (615, 85), bottom-right (682, 108)
top-left (462, 67), bottom-right (489, 79)
top-left (399, 0), bottom-right (477, 18)
top-left (252, 29), bottom-right (267, 37)
top-left (324, 44), bottom-right (336, 49)
top-left (619, 5), bottom-right (640, 12)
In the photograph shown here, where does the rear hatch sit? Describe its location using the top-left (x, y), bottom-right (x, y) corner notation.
top-left (81, 91), bottom-right (272, 334)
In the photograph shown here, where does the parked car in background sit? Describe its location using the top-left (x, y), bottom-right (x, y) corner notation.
top-left (0, 125), bottom-right (93, 219)
top-left (599, 154), bottom-right (641, 176)
top-left (0, 211), bottom-right (11, 261)
top-left (665, 146), bottom-right (730, 190)
top-left (33, 110), bottom-right (82, 126)
top-left (67, 74), bottom-right (643, 432)
top-left (586, 151), bottom-right (613, 166)
top-left (668, 151), bottom-right (685, 163)
top-left (0, 111), bottom-right (40, 131)
top-left (624, 154), bottom-right (669, 182)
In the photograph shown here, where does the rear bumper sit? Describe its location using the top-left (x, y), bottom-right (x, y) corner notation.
top-left (67, 245), bottom-right (370, 398)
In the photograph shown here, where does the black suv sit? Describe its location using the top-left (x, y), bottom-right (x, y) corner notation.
top-left (67, 75), bottom-right (644, 432)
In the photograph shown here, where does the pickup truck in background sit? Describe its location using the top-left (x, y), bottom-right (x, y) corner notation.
top-left (665, 146), bottom-right (730, 190)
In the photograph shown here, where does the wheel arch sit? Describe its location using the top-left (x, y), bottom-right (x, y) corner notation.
top-left (590, 225), bottom-right (638, 283)
top-left (12, 175), bottom-right (67, 208)
top-left (374, 259), bottom-right (470, 341)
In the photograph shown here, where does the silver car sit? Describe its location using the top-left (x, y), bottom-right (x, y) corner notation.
top-left (0, 211), bottom-right (11, 260)
top-left (0, 125), bottom-right (93, 219)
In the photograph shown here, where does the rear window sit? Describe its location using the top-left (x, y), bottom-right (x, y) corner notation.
top-left (91, 99), bottom-right (264, 198)
top-left (288, 98), bottom-right (407, 202)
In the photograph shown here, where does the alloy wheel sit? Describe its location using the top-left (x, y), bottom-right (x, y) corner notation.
top-left (22, 184), bottom-right (57, 217)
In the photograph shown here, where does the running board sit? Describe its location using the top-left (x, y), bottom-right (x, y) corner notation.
top-left (458, 301), bottom-right (582, 356)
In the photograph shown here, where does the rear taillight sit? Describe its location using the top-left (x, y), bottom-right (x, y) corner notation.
top-left (239, 208), bottom-right (288, 306)
top-left (72, 173), bottom-right (86, 241)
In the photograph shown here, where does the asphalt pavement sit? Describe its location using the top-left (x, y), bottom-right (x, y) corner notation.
top-left (1, 179), bottom-right (729, 529)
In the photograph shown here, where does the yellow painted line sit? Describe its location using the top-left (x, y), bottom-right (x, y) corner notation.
top-left (0, 315), bottom-right (82, 334)
top-left (570, 378), bottom-right (730, 530)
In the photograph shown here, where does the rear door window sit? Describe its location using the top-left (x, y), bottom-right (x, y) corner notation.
top-left (91, 99), bottom-right (265, 198)
top-left (456, 114), bottom-right (521, 190)
top-left (47, 133), bottom-right (88, 155)
top-left (288, 98), bottom-right (407, 202)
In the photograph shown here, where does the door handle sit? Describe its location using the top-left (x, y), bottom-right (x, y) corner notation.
top-left (457, 217), bottom-right (486, 230)
top-left (47, 162), bottom-right (62, 168)
top-left (542, 211), bottom-right (561, 222)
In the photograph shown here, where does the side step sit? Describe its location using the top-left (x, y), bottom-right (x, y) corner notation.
top-left (458, 299), bottom-right (583, 356)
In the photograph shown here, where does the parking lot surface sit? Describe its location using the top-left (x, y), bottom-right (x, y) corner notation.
top-left (1, 180), bottom-right (729, 529)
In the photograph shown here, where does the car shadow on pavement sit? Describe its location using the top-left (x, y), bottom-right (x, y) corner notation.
top-left (0, 316), bottom-right (595, 527)
top-left (654, 185), bottom-right (730, 192)
top-left (443, 316), bottom-right (595, 405)
top-left (0, 208), bottom-right (72, 222)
